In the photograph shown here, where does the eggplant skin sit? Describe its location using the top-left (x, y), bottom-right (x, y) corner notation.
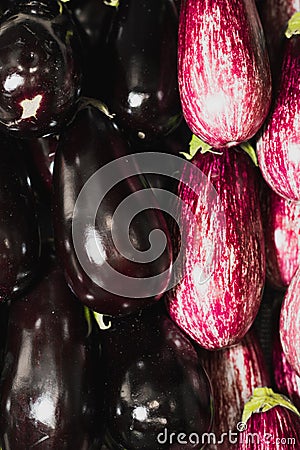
top-left (178, 0), bottom-right (271, 148)
top-left (273, 329), bottom-right (300, 411)
top-left (237, 406), bottom-right (300, 449)
top-left (257, 36), bottom-right (300, 202)
top-left (101, 304), bottom-right (213, 450)
top-left (166, 148), bottom-right (265, 350)
top-left (261, 185), bottom-right (300, 290)
top-left (199, 330), bottom-right (270, 450)
top-left (53, 100), bottom-right (172, 316)
top-left (105, 0), bottom-right (182, 140)
top-left (0, 265), bottom-right (103, 449)
top-left (280, 268), bottom-right (300, 377)
top-left (0, 135), bottom-right (40, 300)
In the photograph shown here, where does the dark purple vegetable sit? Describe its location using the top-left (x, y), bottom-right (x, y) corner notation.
top-left (101, 303), bottom-right (213, 450)
top-left (0, 134), bottom-right (40, 300)
top-left (198, 329), bottom-right (270, 450)
top-left (0, 0), bottom-right (82, 138)
top-left (257, 19), bottom-right (300, 201)
top-left (104, 0), bottom-right (182, 141)
top-left (280, 267), bottom-right (300, 376)
top-left (53, 99), bottom-right (172, 316)
top-left (178, 0), bottom-right (272, 148)
top-left (237, 388), bottom-right (300, 449)
top-left (0, 264), bottom-right (104, 449)
top-left (166, 148), bottom-right (265, 350)
top-left (273, 328), bottom-right (300, 411)
top-left (261, 185), bottom-right (300, 290)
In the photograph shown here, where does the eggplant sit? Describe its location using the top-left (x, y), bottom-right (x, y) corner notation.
top-left (104, 0), bottom-right (182, 141)
top-left (261, 185), bottom-right (300, 290)
top-left (280, 267), bottom-right (300, 376)
top-left (237, 388), bottom-right (300, 449)
top-left (0, 264), bottom-right (103, 449)
top-left (100, 303), bottom-right (213, 450)
top-left (257, 0), bottom-right (300, 80)
top-left (178, 0), bottom-right (272, 148)
top-left (53, 99), bottom-right (172, 316)
top-left (273, 328), bottom-right (300, 411)
top-left (198, 329), bottom-right (270, 450)
top-left (166, 148), bottom-right (265, 350)
top-left (0, 0), bottom-right (82, 138)
top-left (0, 134), bottom-right (40, 300)
top-left (257, 19), bottom-right (300, 202)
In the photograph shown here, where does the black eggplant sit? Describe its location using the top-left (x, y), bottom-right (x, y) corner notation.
top-left (0, 265), bottom-right (103, 449)
top-left (101, 303), bottom-right (213, 450)
top-left (104, 0), bottom-right (182, 141)
top-left (53, 99), bottom-right (172, 316)
top-left (0, 134), bottom-right (40, 300)
top-left (0, 0), bottom-right (82, 138)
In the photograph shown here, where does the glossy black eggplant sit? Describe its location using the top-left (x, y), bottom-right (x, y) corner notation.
top-left (0, 265), bottom-right (104, 449)
top-left (0, 134), bottom-right (40, 300)
top-left (53, 99), bottom-right (172, 316)
top-left (0, 0), bottom-right (82, 138)
top-left (104, 0), bottom-right (181, 141)
top-left (100, 303), bottom-right (213, 450)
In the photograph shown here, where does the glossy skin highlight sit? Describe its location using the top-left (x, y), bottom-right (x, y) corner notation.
top-left (178, 0), bottom-right (272, 148)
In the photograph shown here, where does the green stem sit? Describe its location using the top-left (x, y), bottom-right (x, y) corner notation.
top-left (104, 0), bottom-right (119, 7)
top-left (242, 387), bottom-right (300, 425)
top-left (285, 12), bottom-right (300, 38)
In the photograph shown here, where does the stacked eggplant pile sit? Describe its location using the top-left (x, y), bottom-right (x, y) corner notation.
top-left (0, 0), bottom-right (299, 449)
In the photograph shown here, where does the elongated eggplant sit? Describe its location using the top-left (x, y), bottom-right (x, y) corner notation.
top-left (0, 134), bottom-right (40, 300)
top-left (280, 267), bottom-right (300, 376)
top-left (198, 329), bottom-right (270, 450)
top-left (257, 19), bottom-right (300, 201)
top-left (53, 99), bottom-right (172, 316)
top-left (237, 388), bottom-right (300, 449)
top-left (273, 328), bottom-right (300, 411)
top-left (261, 185), bottom-right (300, 290)
top-left (166, 148), bottom-right (265, 350)
top-left (0, 265), bottom-right (103, 449)
top-left (178, 0), bottom-right (272, 148)
top-left (100, 303), bottom-right (213, 450)
top-left (104, 0), bottom-right (182, 141)
top-left (0, 0), bottom-right (82, 138)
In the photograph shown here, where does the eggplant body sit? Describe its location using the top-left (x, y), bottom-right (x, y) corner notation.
top-left (101, 304), bottom-right (213, 450)
top-left (166, 148), bottom-right (265, 349)
top-left (0, 266), bottom-right (103, 449)
top-left (178, 0), bottom-right (271, 147)
top-left (53, 100), bottom-right (172, 316)
top-left (257, 36), bottom-right (300, 201)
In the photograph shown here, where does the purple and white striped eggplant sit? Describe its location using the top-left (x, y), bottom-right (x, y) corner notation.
top-left (257, 15), bottom-right (300, 201)
top-left (262, 186), bottom-right (300, 290)
top-left (166, 148), bottom-right (265, 350)
top-left (273, 329), bottom-right (300, 411)
top-left (237, 388), bottom-right (300, 449)
top-left (178, 0), bottom-right (272, 148)
top-left (280, 267), bottom-right (300, 376)
top-left (198, 329), bottom-right (270, 450)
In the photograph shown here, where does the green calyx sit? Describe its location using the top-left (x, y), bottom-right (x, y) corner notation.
top-left (285, 12), bottom-right (300, 38)
top-left (79, 97), bottom-right (115, 119)
top-left (93, 312), bottom-right (112, 330)
top-left (241, 387), bottom-right (300, 425)
top-left (240, 141), bottom-right (258, 166)
top-left (180, 134), bottom-right (221, 160)
top-left (84, 306), bottom-right (93, 337)
top-left (104, 0), bottom-right (119, 7)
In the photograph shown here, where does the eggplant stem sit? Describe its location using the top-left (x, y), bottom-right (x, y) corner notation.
top-left (285, 12), bottom-right (300, 38)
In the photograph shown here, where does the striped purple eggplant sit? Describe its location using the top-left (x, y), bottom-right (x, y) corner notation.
top-left (273, 329), bottom-right (300, 411)
top-left (280, 267), bottom-right (300, 376)
top-left (237, 388), bottom-right (300, 449)
top-left (198, 329), bottom-right (270, 450)
top-left (257, 16), bottom-right (300, 202)
top-left (262, 185), bottom-right (300, 290)
top-left (178, 0), bottom-right (272, 148)
top-left (166, 148), bottom-right (265, 350)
